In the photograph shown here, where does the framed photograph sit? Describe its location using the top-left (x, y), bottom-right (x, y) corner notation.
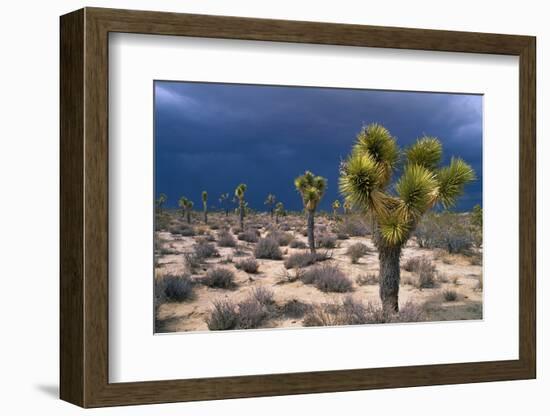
top-left (60, 7), bottom-right (536, 408)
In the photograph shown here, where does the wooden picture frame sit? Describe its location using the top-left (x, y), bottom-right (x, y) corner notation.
top-left (60, 7), bottom-right (536, 408)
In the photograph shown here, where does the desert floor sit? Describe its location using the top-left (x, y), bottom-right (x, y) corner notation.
top-left (155, 212), bottom-right (482, 332)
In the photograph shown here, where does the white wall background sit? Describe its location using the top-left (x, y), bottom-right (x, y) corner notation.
top-left (0, 0), bottom-right (545, 414)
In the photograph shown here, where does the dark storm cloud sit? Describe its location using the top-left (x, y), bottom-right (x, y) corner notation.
top-left (154, 81), bottom-right (482, 212)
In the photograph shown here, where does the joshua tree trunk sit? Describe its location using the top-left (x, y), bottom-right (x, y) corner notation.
top-left (275, 214), bottom-right (279, 224)
top-left (239, 203), bottom-right (245, 230)
top-left (307, 209), bottom-right (316, 253)
top-left (270, 208), bottom-right (274, 219)
top-left (203, 209), bottom-right (208, 224)
top-left (378, 244), bottom-right (402, 314)
top-left (186, 210), bottom-right (191, 224)
top-left (225, 209), bottom-right (229, 217)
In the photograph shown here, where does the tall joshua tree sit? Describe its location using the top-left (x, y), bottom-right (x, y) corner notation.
top-left (156, 193), bottom-right (167, 215)
top-left (332, 200), bottom-right (341, 218)
top-left (264, 194), bottom-right (276, 219)
top-left (339, 123), bottom-right (475, 313)
top-left (234, 183), bottom-right (247, 230)
top-left (219, 193), bottom-right (230, 217)
top-left (201, 191), bottom-right (208, 224)
top-left (178, 196), bottom-right (193, 224)
top-left (295, 171), bottom-right (327, 253)
top-left (274, 202), bottom-right (285, 224)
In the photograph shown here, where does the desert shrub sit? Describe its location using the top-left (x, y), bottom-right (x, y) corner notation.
top-left (254, 238), bottom-right (283, 260)
top-left (233, 244), bottom-right (249, 257)
top-left (403, 257), bottom-right (422, 272)
top-left (335, 231), bottom-right (350, 240)
top-left (202, 267), bottom-right (236, 289)
top-left (184, 252), bottom-right (202, 272)
top-left (346, 242), bottom-right (369, 263)
top-left (301, 264), bottom-right (353, 293)
top-left (155, 214), bottom-right (170, 231)
top-left (218, 230), bottom-right (237, 247)
top-left (203, 232), bottom-right (216, 242)
top-left (337, 216), bottom-right (370, 237)
top-left (281, 299), bottom-right (311, 318)
top-left (237, 298), bottom-right (269, 329)
top-left (193, 240), bottom-right (219, 259)
top-left (252, 286), bottom-right (275, 305)
top-left (209, 222), bottom-right (220, 230)
top-left (156, 274), bottom-right (195, 302)
top-left (283, 251), bottom-right (330, 269)
top-left (415, 212), bottom-right (474, 253)
top-left (238, 228), bottom-right (260, 243)
top-left (316, 233), bottom-right (337, 249)
top-left (289, 239), bottom-right (307, 249)
top-left (469, 252), bottom-right (482, 266)
top-left (279, 223), bottom-right (291, 231)
top-left (235, 258), bottom-right (259, 273)
top-left (170, 223), bottom-right (195, 236)
top-left (206, 300), bottom-right (239, 330)
top-left (443, 289), bottom-right (458, 301)
top-left (437, 272), bottom-right (449, 283)
top-left (266, 230), bottom-right (293, 246)
top-left (303, 297), bottom-right (425, 327)
top-left (159, 244), bottom-right (178, 255)
top-left (396, 301), bottom-right (426, 322)
top-left (402, 256), bottom-right (436, 288)
top-left (356, 273), bottom-right (378, 286)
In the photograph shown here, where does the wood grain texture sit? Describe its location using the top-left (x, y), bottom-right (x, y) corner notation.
top-left (59, 7), bottom-right (537, 408)
top-left (59, 8), bottom-right (84, 407)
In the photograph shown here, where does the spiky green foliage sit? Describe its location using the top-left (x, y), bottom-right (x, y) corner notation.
top-left (340, 123), bottom-right (475, 247)
top-left (294, 171), bottom-right (327, 211)
top-left (437, 157), bottom-right (476, 209)
top-left (405, 136), bottom-right (442, 171)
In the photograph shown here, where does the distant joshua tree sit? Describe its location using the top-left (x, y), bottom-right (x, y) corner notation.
top-left (219, 193), bottom-right (230, 217)
top-left (201, 191), bottom-right (208, 224)
top-left (234, 183), bottom-right (247, 230)
top-left (274, 202), bottom-right (285, 224)
top-left (294, 171), bottom-right (327, 253)
top-left (332, 200), bottom-right (341, 218)
top-left (343, 199), bottom-right (352, 215)
top-left (178, 196), bottom-right (194, 224)
top-left (156, 193), bottom-right (167, 215)
top-left (339, 123), bottom-right (475, 313)
top-left (264, 194), bottom-right (277, 219)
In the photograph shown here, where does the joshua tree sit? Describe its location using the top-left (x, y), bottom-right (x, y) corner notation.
top-left (219, 193), bottom-right (230, 217)
top-left (295, 171), bottom-right (327, 253)
top-left (234, 183), bottom-right (247, 230)
top-left (339, 123), bottom-right (475, 313)
top-left (156, 193), bottom-right (167, 215)
top-left (274, 201), bottom-right (285, 224)
top-left (332, 200), bottom-right (341, 218)
top-left (264, 194), bottom-right (277, 218)
top-left (343, 199), bottom-right (352, 215)
top-left (201, 191), bottom-right (208, 224)
top-left (178, 196), bottom-right (193, 224)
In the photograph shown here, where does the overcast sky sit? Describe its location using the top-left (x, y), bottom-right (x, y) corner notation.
top-left (154, 81), bottom-right (482, 213)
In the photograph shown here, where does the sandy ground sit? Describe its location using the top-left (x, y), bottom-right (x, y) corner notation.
top-left (155, 213), bottom-right (482, 332)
